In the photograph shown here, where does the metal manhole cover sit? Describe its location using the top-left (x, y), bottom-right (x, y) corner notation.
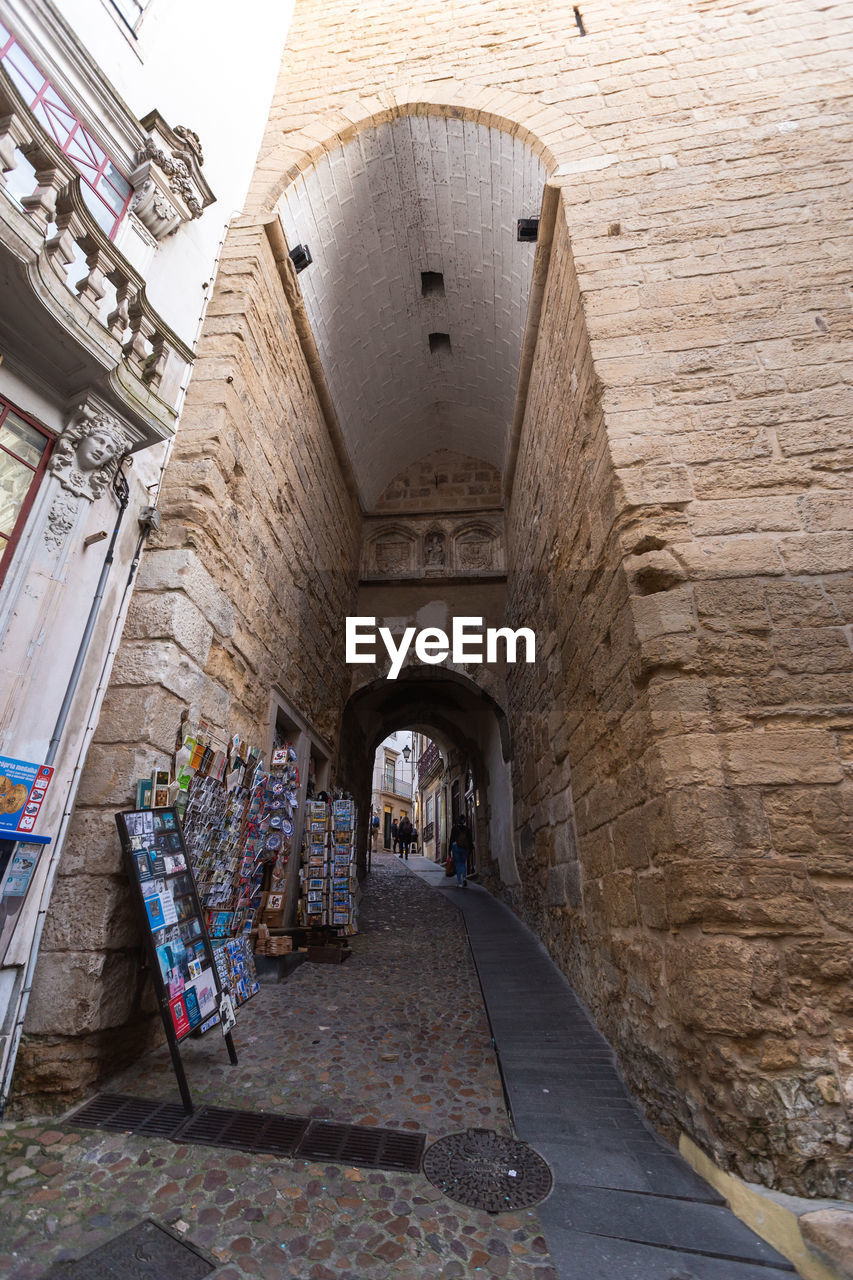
top-left (423, 1128), bottom-right (552, 1213)
top-left (42, 1218), bottom-right (215, 1279)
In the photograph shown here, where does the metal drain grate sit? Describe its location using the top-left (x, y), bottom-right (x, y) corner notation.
top-left (42, 1218), bottom-right (214, 1279)
top-left (66, 1093), bottom-right (425, 1172)
top-left (173, 1105), bottom-right (309, 1156)
top-left (423, 1128), bottom-right (553, 1213)
top-left (69, 1093), bottom-right (190, 1137)
top-left (296, 1120), bottom-right (425, 1171)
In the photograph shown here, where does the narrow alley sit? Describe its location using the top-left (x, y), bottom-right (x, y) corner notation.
top-left (0, 856), bottom-right (796, 1279)
top-left (0, 3), bottom-right (850, 1278)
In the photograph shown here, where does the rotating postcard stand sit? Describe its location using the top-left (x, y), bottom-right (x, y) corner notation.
top-left (115, 806), bottom-right (238, 1114)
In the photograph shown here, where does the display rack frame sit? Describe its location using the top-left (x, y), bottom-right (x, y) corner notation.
top-left (115, 805), bottom-right (238, 1114)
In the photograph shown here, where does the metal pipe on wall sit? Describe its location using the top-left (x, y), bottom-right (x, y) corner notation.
top-left (0, 463), bottom-right (143, 1116)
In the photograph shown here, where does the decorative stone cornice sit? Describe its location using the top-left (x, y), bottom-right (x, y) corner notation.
top-left (130, 111), bottom-right (215, 240)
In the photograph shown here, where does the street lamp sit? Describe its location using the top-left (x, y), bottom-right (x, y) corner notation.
top-left (402, 744), bottom-right (411, 763)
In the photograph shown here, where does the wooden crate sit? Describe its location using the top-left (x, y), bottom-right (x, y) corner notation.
top-left (265, 935), bottom-right (293, 956)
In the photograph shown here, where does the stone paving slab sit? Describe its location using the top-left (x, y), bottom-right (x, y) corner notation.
top-left (537, 1226), bottom-right (799, 1280)
top-left (413, 862), bottom-right (800, 1279)
top-left (543, 1184), bottom-right (789, 1262)
top-left (0, 855), bottom-right (557, 1280)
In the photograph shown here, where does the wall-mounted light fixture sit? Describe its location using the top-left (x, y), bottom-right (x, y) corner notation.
top-left (517, 218), bottom-right (539, 242)
top-left (289, 244), bottom-right (313, 272)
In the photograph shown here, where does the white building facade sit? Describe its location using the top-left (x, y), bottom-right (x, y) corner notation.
top-left (369, 730), bottom-right (414, 852)
top-left (0, 0), bottom-right (293, 1113)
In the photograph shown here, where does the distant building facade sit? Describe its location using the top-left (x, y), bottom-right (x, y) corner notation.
top-left (369, 730), bottom-right (414, 850)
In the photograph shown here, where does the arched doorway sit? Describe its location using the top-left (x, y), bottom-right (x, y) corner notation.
top-left (338, 667), bottom-right (517, 891)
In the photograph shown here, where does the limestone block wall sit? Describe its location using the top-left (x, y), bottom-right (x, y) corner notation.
top-left (373, 450), bottom-right (503, 514)
top-left (15, 220), bottom-right (362, 1107)
top-left (242, 0), bottom-right (853, 1195)
top-left (505, 188), bottom-right (852, 1196)
top-left (13, 0), bottom-right (851, 1193)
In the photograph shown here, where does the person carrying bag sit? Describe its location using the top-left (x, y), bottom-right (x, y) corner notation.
top-left (447, 816), bottom-right (473, 888)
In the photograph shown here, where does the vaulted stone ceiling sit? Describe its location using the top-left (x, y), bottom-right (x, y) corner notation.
top-left (276, 115), bottom-right (546, 509)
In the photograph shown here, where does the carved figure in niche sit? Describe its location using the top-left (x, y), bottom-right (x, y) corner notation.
top-left (456, 528), bottom-right (493, 571)
top-left (49, 411), bottom-right (134, 501)
top-left (423, 529), bottom-right (446, 568)
top-left (374, 533), bottom-right (413, 574)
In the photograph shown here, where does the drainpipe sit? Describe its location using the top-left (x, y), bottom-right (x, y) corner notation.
top-left (0, 468), bottom-right (160, 1117)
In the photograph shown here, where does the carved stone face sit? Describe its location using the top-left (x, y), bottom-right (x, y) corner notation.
top-left (76, 428), bottom-right (121, 472)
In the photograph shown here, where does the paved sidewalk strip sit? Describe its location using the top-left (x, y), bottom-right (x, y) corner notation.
top-left (413, 859), bottom-right (799, 1280)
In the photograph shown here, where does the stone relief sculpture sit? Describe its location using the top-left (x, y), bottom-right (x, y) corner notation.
top-left (373, 530), bottom-right (415, 575)
top-left (130, 113), bottom-right (214, 240)
top-left (455, 526), bottom-right (494, 571)
top-left (423, 529), bottom-right (446, 568)
top-left (44, 495), bottom-right (80, 551)
top-left (48, 410), bottom-right (134, 503)
top-left (364, 518), bottom-right (503, 578)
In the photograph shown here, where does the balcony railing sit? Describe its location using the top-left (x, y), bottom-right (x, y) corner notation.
top-left (0, 63), bottom-right (193, 440)
top-left (417, 741), bottom-right (442, 786)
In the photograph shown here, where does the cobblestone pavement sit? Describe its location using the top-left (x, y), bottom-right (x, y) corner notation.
top-left (0, 854), bottom-right (558, 1279)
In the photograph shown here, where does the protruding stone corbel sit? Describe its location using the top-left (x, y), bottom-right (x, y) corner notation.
top-left (129, 111), bottom-right (215, 240)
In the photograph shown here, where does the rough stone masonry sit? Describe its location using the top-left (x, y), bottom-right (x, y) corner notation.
top-left (16, 0), bottom-right (853, 1202)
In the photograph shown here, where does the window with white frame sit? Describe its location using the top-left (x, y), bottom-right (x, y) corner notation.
top-left (108, 0), bottom-right (149, 35)
top-left (384, 756), bottom-right (395, 792)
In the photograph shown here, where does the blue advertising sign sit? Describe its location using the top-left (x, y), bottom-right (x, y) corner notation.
top-left (0, 755), bottom-right (54, 836)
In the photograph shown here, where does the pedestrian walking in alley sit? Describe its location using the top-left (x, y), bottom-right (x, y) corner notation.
top-left (448, 814), bottom-right (473, 887)
top-left (391, 817), bottom-right (399, 854)
top-left (398, 814), bottom-right (413, 859)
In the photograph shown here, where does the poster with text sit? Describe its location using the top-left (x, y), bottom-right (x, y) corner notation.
top-left (0, 756), bottom-right (53, 835)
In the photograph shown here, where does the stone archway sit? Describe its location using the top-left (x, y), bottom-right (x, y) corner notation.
top-left (338, 666), bottom-right (517, 889)
top-left (15, 60), bottom-right (851, 1202)
top-left (245, 80), bottom-right (605, 217)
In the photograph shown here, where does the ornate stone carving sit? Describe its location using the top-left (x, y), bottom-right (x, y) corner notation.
top-left (455, 526), bottom-right (494, 570)
top-left (49, 410), bottom-right (134, 501)
top-left (173, 125), bottom-right (204, 165)
top-left (374, 531), bottom-right (414, 574)
top-left (44, 494), bottom-right (79, 550)
top-left (130, 112), bottom-right (214, 240)
top-left (424, 529), bottom-right (446, 568)
top-left (130, 178), bottom-right (181, 236)
top-left (363, 516), bottom-right (504, 579)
